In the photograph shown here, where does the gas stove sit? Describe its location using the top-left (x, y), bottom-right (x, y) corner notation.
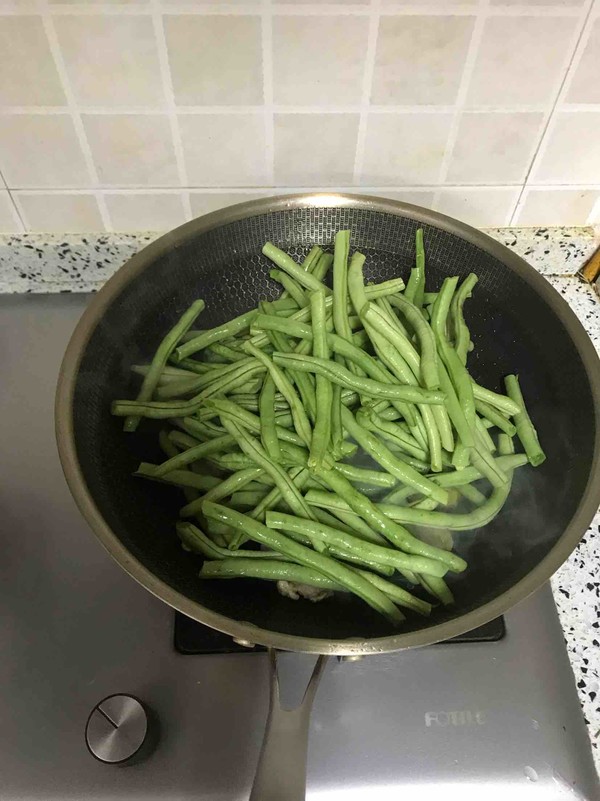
top-left (1, 293), bottom-right (597, 800)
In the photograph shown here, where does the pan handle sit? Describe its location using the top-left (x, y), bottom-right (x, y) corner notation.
top-left (250, 649), bottom-right (328, 801)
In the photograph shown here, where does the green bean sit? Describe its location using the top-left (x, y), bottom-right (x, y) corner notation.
top-left (359, 329), bottom-right (419, 427)
top-left (451, 439), bottom-right (471, 470)
top-left (227, 392), bottom-right (283, 412)
top-left (200, 557), bottom-right (414, 612)
top-left (246, 466), bottom-right (309, 531)
top-left (347, 251), bottom-right (369, 316)
top-left (303, 486), bottom-right (431, 530)
top-left (150, 434), bottom-right (234, 477)
top-left (204, 518), bottom-right (234, 546)
top-left (178, 468), bottom-right (264, 518)
top-left (273, 354), bottom-right (445, 405)
top-left (159, 427), bottom-right (184, 457)
top-left (124, 298), bottom-right (205, 432)
top-left (157, 356), bottom-right (251, 399)
top-left (333, 462), bottom-right (397, 488)
top-left (365, 278), bottom-right (406, 298)
top-left (230, 490), bottom-right (269, 509)
top-left (266, 512), bottom-right (449, 578)
top-left (404, 228), bottom-right (425, 308)
top-left (311, 252), bottom-right (333, 282)
top-left (200, 557), bottom-right (341, 588)
top-left (428, 453), bottom-right (527, 487)
top-left (278, 440), bottom-right (310, 467)
top-left (431, 403), bottom-right (454, 452)
top-left (268, 329), bottom-right (317, 422)
top-left (176, 357), bottom-right (216, 375)
top-left (360, 571), bottom-right (432, 615)
top-left (474, 399), bottom-right (516, 437)
top-left (450, 273), bottom-right (478, 365)
top-left (259, 375), bottom-right (282, 463)
top-left (376, 406), bottom-right (402, 422)
top-left (357, 410), bottom-right (428, 461)
top-left (388, 292), bottom-right (439, 390)
top-left (471, 381), bottom-right (520, 417)
top-left (330, 382), bottom-right (344, 459)
top-left (312, 505), bottom-right (387, 546)
top-left (380, 483), bottom-right (415, 505)
top-left (470, 430), bottom-right (507, 488)
top-left (177, 522), bottom-right (286, 562)
top-left (332, 230), bottom-right (351, 340)
top-left (219, 416), bottom-right (316, 522)
top-left (341, 407), bottom-right (450, 505)
top-left (456, 483), bottom-right (487, 506)
top-left (279, 527), bottom-right (395, 578)
top-left (262, 242), bottom-right (330, 295)
top-left (504, 375), bottom-right (546, 466)
top-left (311, 466), bottom-right (466, 573)
top-left (438, 357), bottom-right (475, 449)
top-left (272, 296), bottom-right (306, 313)
top-left (251, 312), bottom-right (309, 341)
top-left (177, 416), bottom-right (224, 442)
top-left (242, 479), bottom-right (275, 492)
top-left (302, 245), bottom-right (324, 274)
top-left (248, 280), bottom-right (404, 350)
top-left (418, 575), bottom-right (454, 606)
top-left (132, 364), bottom-right (200, 382)
top-left (214, 503), bottom-right (406, 623)
top-left (135, 463), bottom-right (221, 492)
top-left (325, 332), bottom-right (421, 426)
top-left (162, 436), bottom-right (202, 503)
top-left (309, 291), bottom-right (333, 469)
top-left (112, 362), bottom-right (266, 420)
top-left (269, 269), bottom-right (308, 307)
top-left (245, 344), bottom-right (312, 447)
top-left (310, 446), bottom-right (517, 530)
top-left (475, 415), bottom-right (496, 453)
top-left (174, 308), bottom-right (257, 362)
top-left (207, 452), bottom-right (257, 472)
top-left (207, 342), bottom-right (247, 363)
top-left (202, 400), bottom-right (303, 448)
top-left (412, 498), bottom-right (439, 511)
top-left (420, 404), bottom-right (443, 473)
top-left (431, 278), bottom-right (478, 444)
top-left (362, 303), bottom-right (421, 376)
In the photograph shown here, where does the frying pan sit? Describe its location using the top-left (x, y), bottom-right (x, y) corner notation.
top-left (55, 194), bottom-right (600, 799)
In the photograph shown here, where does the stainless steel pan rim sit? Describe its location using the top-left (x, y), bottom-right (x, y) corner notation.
top-left (55, 192), bottom-right (600, 656)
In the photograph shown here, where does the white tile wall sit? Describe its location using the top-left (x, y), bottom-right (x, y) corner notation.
top-left (0, 0), bottom-right (598, 232)
top-left (15, 191), bottom-right (103, 231)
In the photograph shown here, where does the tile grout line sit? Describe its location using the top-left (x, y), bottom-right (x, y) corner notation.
top-left (0, 4), bottom-right (584, 17)
top-left (262, 0), bottom-right (275, 186)
top-left (434, 0), bottom-right (488, 211)
top-left (0, 167), bottom-right (25, 231)
top-left (587, 196), bottom-right (600, 226)
top-left (151, 0), bottom-right (192, 222)
top-left (5, 104), bottom-right (573, 115)
top-left (508, 0), bottom-right (596, 225)
top-left (8, 183), bottom-right (600, 194)
top-left (40, 0), bottom-right (112, 231)
top-left (9, 193), bottom-right (33, 232)
top-left (352, 0), bottom-right (380, 186)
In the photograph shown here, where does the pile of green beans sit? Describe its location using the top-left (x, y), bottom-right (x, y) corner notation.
top-left (112, 230), bottom-right (546, 626)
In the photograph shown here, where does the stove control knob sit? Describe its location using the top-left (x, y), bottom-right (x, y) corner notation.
top-left (85, 694), bottom-right (155, 765)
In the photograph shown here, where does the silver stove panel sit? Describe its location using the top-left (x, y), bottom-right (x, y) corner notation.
top-left (1, 294), bottom-right (597, 800)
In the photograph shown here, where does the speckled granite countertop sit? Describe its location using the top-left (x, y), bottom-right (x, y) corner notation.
top-left (1, 225), bottom-right (598, 768)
